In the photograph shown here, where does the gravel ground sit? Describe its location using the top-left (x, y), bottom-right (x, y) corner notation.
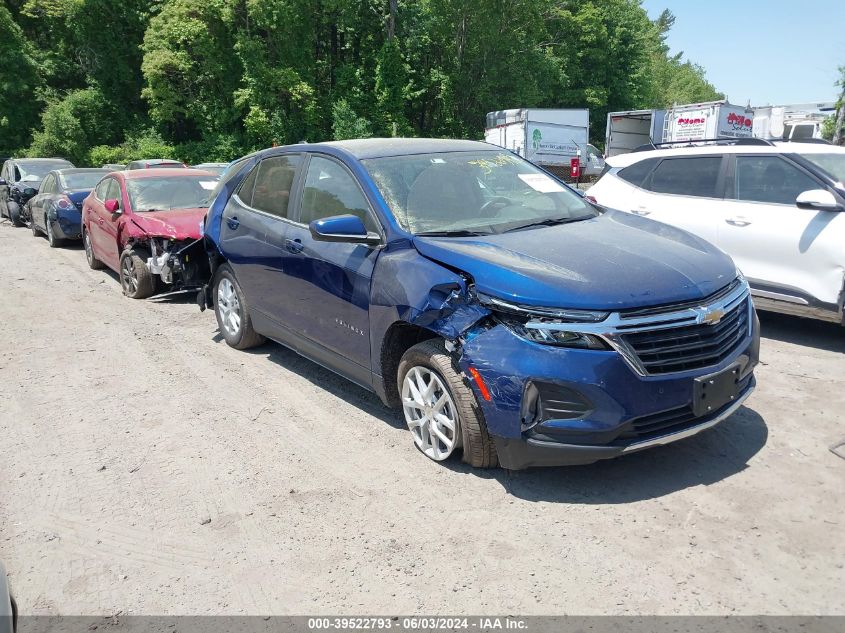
top-left (0, 219), bottom-right (843, 616)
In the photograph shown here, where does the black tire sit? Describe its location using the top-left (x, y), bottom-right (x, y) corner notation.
top-left (213, 263), bottom-right (265, 350)
top-left (83, 228), bottom-right (105, 270)
top-left (46, 216), bottom-right (64, 248)
top-left (397, 339), bottom-right (498, 468)
top-left (120, 248), bottom-right (156, 299)
top-left (8, 202), bottom-right (23, 227)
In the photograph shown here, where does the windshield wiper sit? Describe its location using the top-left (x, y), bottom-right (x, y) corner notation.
top-left (504, 216), bottom-right (589, 232)
top-left (415, 229), bottom-right (491, 237)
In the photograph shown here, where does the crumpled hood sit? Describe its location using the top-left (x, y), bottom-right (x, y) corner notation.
top-left (411, 210), bottom-right (738, 311)
top-left (129, 208), bottom-right (206, 240)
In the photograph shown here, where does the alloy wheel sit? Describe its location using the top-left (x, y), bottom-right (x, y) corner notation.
top-left (121, 256), bottom-right (139, 295)
top-left (217, 278), bottom-right (242, 336)
top-left (401, 366), bottom-right (460, 461)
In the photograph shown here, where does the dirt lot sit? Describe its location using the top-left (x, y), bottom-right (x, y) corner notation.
top-left (0, 220), bottom-right (843, 616)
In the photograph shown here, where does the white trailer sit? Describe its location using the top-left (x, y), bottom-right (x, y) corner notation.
top-left (484, 109), bottom-right (602, 176)
top-left (606, 101), bottom-right (754, 157)
top-left (604, 109), bottom-right (666, 157)
top-left (664, 101), bottom-right (754, 142)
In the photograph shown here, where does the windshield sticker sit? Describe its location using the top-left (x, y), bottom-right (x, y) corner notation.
top-left (430, 158), bottom-right (446, 164)
top-left (467, 153), bottom-right (520, 174)
top-left (198, 181), bottom-right (217, 190)
top-left (518, 173), bottom-right (565, 193)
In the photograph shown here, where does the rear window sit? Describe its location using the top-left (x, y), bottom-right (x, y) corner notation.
top-left (617, 158), bottom-right (658, 187)
top-left (647, 156), bottom-right (722, 198)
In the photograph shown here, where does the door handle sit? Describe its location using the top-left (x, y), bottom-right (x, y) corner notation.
top-left (725, 216), bottom-right (752, 227)
top-left (631, 208), bottom-right (651, 216)
top-left (285, 238), bottom-right (304, 254)
top-left (226, 216), bottom-right (240, 230)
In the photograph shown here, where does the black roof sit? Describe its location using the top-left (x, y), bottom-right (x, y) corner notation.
top-left (310, 138), bottom-right (496, 159)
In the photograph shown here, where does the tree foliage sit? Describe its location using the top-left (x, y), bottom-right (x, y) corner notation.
top-left (4, 0), bottom-right (729, 164)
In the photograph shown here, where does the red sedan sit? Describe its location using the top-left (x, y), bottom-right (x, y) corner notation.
top-left (81, 168), bottom-right (217, 299)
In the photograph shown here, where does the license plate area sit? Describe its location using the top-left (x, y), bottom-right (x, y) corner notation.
top-left (693, 364), bottom-right (741, 417)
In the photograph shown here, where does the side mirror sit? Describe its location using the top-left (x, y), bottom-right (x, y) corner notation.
top-left (309, 214), bottom-right (380, 245)
top-left (23, 187), bottom-right (37, 197)
top-left (104, 198), bottom-right (122, 214)
top-left (796, 189), bottom-right (844, 212)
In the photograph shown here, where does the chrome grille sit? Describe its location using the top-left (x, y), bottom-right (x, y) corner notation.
top-left (620, 297), bottom-right (750, 374)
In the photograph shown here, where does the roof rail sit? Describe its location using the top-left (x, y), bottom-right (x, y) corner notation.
top-left (632, 137), bottom-right (775, 152)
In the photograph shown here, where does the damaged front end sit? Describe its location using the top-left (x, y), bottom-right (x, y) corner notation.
top-left (144, 237), bottom-right (210, 291)
top-left (404, 270), bottom-right (759, 469)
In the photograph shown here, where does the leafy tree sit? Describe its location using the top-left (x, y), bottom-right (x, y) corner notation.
top-left (0, 5), bottom-right (43, 155)
top-left (28, 88), bottom-right (117, 165)
top-left (141, 0), bottom-right (242, 142)
top-left (332, 99), bottom-right (373, 140)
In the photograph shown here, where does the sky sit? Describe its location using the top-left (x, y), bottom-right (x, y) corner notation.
top-left (640, 0), bottom-right (845, 107)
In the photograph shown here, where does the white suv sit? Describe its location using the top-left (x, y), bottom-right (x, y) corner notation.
top-left (587, 139), bottom-right (845, 324)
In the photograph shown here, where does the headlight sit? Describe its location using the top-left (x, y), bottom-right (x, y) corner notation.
top-left (504, 321), bottom-right (609, 350)
top-left (475, 292), bottom-right (609, 323)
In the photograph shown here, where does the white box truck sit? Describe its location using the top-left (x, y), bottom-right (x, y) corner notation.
top-left (604, 109), bottom-right (667, 157)
top-left (605, 101), bottom-right (754, 157)
top-left (753, 102), bottom-right (835, 140)
top-left (484, 109), bottom-right (604, 177)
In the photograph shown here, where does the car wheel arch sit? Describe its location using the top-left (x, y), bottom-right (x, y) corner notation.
top-left (378, 321), bottom-right (440, 408)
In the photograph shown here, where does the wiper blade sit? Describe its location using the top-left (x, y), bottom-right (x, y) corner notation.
top-left (504, 216), bottom-right (586, 232)
top-left (415, 229), bottom-right (491, 237)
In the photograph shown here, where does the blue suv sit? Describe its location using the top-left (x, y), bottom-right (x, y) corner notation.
top-left (201, 139), bottom-right (759, 470)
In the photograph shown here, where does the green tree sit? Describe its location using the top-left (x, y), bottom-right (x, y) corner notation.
top-left (332, 99), bottom-right (373, 140)
top-left (27, 88), bottom-right (117, 165)
top-left (0, 5), bottom-right (43, 154)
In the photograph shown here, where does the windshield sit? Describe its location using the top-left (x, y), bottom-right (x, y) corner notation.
top-left (18, 162), bottom-right (71, 183)
top-left (59, 171), bottom-right (110, 190)
top-left (363, 151), bottom-right (596, 235)
top-left (126, 176), bottom-right (218, 211)
top-left (800, 153), bottom-right (845, 183)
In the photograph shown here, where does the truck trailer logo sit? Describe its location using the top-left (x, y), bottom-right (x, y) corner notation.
top-left (532, 128), bottom-right (542, 150)
top-left (727, 112), bottom-right (753, 132)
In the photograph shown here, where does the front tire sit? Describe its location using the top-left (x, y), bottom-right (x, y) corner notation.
top-left (83, 228), bottom-right (105, 269)
top-left (398, 339), bottom-right (498, 468)
top-left (120, 248), bottom-right (156, 299)
top-left (213, 264), bottom-right (265, 350)
top-left (8, 202), bottom-right (23, 227)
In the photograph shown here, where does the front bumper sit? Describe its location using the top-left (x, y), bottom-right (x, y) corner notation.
top-left (493, 377), bottom-right (755, 469)
top-left (458, 304), bottom-right (760, 470)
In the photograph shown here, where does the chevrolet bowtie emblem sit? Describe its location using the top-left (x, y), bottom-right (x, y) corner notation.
top-left (697, 307), bottom-right (726, 325)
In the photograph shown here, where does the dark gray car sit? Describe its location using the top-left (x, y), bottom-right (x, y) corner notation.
top-left (0, 158), bottom-right (74, 226)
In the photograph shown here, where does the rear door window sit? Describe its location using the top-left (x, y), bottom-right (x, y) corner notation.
top-left (646, 156), bottom-right (722, 198)
top-left (245, 155), bottom-right (302, 219)
top-left (734, 155), bottom-right (820, 205)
